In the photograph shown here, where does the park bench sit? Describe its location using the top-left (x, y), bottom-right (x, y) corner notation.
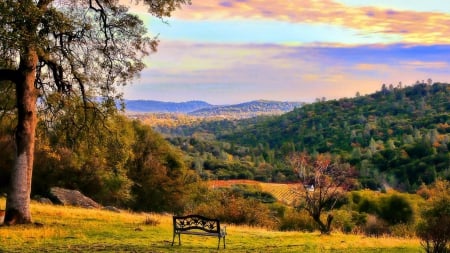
top-left (172, 214), bottom-right (226, 249)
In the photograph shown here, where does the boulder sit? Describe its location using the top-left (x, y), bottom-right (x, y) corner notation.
top-left (37, 197), bottom-right (53, 205)
top-left (49, 187), bottom-right (101, 209)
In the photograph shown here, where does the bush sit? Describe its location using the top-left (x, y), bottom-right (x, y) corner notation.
top-left (390, 223), bottom-right (416, 238)
top-left (279, 209), bottom-right (316, 232)
top-left (363, 215), bottom-right (390, 237)
top-left (332, 210), bottom-right (367, 234)
top-left (417, 198), bottom-right (450, 253)
top-left (358, 198), bottom-right (379, 214)
top-left (192, 190), bottom-right (277, 228)
top-left (378, 194), bottom-right (413, 225)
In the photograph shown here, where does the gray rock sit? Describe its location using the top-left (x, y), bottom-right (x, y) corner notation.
top-left (49, 187), bottom-right (101, 209)
top-left (37, 197), bottom-right (53, 205)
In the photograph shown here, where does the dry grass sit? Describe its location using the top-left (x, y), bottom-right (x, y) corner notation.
top-left (0, 197), bottom-right (422, 252)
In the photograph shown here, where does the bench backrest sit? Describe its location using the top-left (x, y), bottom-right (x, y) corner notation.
top-left (173, 215), bottom-right (221, 234)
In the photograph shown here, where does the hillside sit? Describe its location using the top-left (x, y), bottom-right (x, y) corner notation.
top-left (163, 82), bottom-right (450, 192)
top-left (124, 100), bottom-right (212, 113)
top-left (124, 99), bottom-right (302, 118)
top-left (189, 100), bottom-right (303, 118)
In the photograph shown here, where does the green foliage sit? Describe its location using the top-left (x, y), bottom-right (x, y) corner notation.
top-left (126, 120), bottom-right (198, 213)
top-left (417, 180), bottom-right (450, 253)
top-left (32, 99), bottom-right (135, 206)
top-left (346, 190), bottom-right (423, 236)
top-left (378, 194), bottom-right (414, 225)
top-left (332, 210), bottom-right (367, 234)
top-left (279, 209), bottom-right (316, 232)
top-left (358, 198), bottom-right (379, 214)
top-left (162, 82), bottom-right (450, 189)
top-left (0, 95), bottom-right (198, 213)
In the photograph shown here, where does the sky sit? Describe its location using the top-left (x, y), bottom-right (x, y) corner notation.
top-left (122, 0), bottom-right (450, 105)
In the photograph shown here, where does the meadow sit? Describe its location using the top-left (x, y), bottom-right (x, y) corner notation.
top-left (0, 198), bottom-right (423, 253)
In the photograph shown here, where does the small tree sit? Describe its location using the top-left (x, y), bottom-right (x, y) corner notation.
top-left (417, 180), bottom-right (450, 253)
top-left (288, 152), bottom-right (355, 234)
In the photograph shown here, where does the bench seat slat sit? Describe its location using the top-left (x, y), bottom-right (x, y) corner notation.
top-left (177, 231), bottom-right (225, 237)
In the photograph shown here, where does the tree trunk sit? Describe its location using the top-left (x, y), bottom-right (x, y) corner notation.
top-left (312, 213), bottom-right (333, 234)
top-left (4, 47), bottom-right (39, 225)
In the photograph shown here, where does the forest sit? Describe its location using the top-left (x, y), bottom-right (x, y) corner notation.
top-left (161, 82), bottom-right (450, 192)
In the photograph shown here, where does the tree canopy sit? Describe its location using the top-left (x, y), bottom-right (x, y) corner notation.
top-left (0, 0), bottom-right (189, 225)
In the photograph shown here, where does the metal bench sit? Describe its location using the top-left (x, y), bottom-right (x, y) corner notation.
top-left (172, 214), bottom-right (226, 249)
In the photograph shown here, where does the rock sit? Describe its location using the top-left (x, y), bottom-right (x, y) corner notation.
top-left (37, 197), bottom-right (53, 205)
top-left (49, 187), bottom-right (101, 209)
top-left (102, 206), bottom-right (121, 213)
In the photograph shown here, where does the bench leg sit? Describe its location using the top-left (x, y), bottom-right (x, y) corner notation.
top-left (172, 233), bottom-right (181, 246)
top-left (218, 236), bottom-right (226, 249)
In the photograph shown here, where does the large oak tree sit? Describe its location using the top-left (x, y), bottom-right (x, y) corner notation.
top-left (0, 0), bottom-right (189, 225)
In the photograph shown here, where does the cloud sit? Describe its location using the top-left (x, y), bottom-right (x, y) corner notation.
top-left (171, 0), bottom-right (450, 44)
top-left (124, 42), bottom-right (450, 104)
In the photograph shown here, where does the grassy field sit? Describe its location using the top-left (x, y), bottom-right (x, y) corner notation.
top-left (0, 198), bottom-right (422, 253)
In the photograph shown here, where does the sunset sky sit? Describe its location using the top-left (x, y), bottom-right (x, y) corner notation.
top-left (123, 0), bottom-right (450, 104)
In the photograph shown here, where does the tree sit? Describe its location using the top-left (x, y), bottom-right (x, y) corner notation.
top-left (417, 180), bottom-right (450, 253)
top-left (0, 0), bottom-right (189, 225)
top-left (127, 121), bottom-right (197, 213)
top-left (288, 152), bottom-right (355, 234)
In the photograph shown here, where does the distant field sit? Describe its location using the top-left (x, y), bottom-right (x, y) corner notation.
top-left (0, 198), bottom-right (422, 252)
top-left (209, 179), bottom-right (301, 205)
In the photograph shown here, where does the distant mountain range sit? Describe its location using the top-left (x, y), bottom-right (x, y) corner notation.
top-left (124, 99), bottom-right (303, 118)
top-left (124, 100), bottom-right (212, 113)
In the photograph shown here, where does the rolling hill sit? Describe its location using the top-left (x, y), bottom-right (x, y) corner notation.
top-left (189, 100), bottom-right (303, 118)
top-left (124, 100), bottom-right (213, 113)
top-left (161, 82), bottom-right (450, 192)
top-left (124, 99), bottom-right (302, 118)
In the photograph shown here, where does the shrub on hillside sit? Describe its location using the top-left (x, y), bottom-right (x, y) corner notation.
top-left (332, 210), bottom-right (367, 234)
top-left (363, 215), bottom-right (390, 237)
top-left (378, 194), bottom-right (414, 225)
top-left (279, 209), bottom-right (316, 232)
top-left (416, 180), bottom-right (450, 253)
top-left (358, 198), bottom-right (379, 215)
top-left (390, 223), bottom-right (416, 238)
top-left (192, 190), bottom-right (277, 228)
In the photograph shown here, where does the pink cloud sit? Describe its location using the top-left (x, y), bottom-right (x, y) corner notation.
top-left (172, 0), bottom-right (450, 44)
top-left (124, 41), bottom-right (450, 104)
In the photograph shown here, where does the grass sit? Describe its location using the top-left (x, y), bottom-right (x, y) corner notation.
top-left (0, 198), bottom-right (423, 253)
